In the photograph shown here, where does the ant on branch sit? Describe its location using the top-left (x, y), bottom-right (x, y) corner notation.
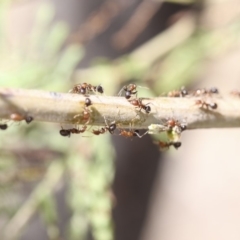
top-left (92, 127), bottom-right (107, 135)
top-left (10, 113), bottom-right (33, 124)
top-left (128, 98), bottom-right (151, 114)
top-left (155, 141), bottom-right (182, 150)
top-left (191, 87), bottom-right (219, 97)
top-left (92, 119), bottom-right (117, 136)
top-left (82, 106), bottom-right (92, 124)
top-left (73, 96), bottom-right (92, 125)
top-left (119, 129), bottom-right (148, 138)
top-left (69, 83), bottom-right (104, 95)
top-left (195, 99), bottom-right (217, 110)
top-left (165, 118), bottom-right (187, 132)
top-left (119, 84), bottom-right (138, 99)
top-left (119, 129), bottom-right (140, 138)
top-left (60, 125), bottom-right (87, 137)
top-left (168, 87), bottom-right (188, 97)
top-left (78, 97), bottom-right (92, 123)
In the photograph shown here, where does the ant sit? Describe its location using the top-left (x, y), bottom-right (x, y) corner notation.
top-left (60, 125), bottom-right (87, 137)
top-left (119, 129), bottom-right (147, 138)
top-left (0, 123), bottom-right (8, 130)
top-left (119, 129), bottom-right (139, 138)
top-left (82, 98), bottom-right (93, 122)
top-left (10, 113), bottom-right (34, 124)
top-left (73, 106), bottom-right (92, 125)
top-left (69, 83), bottom-right (104, 95)
top-left (92, 119), bottom-right (117, 135)
top-left (168, 87), bottom-right (188, 97)
top-left (85, 97), bottom-right (92, 107)
top-left (82, 106), bottom-right (92, 124)
top-left (195, 99), bottom-right (217, 110)
top-left (128, 98), bottom-right (151, 114)
top-left (165, 118), bottom-right (187, 132)
top-left (119, 84), bottom-right (137, 99)
top-left (192, 87), bottom-right (219, 96)
top-left (156, 141), bottom-right (182, 150)
top-left (92, 127), bottom-right (107, 135)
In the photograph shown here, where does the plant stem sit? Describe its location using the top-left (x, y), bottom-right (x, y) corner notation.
top-left (0, 87), bottom-right (240, 129)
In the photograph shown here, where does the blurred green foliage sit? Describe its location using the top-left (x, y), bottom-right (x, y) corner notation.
top-left (0, 1), bottom-right (83, 91)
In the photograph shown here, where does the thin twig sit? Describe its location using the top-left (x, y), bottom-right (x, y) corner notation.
top-left (1, 87), bottom-right (240, 129)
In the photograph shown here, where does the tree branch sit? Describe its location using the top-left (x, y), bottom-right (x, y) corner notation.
top-left (0, 87), bottom-right (240, 130)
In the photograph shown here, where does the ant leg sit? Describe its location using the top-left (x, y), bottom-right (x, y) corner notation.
top-left (134, 130), bottom-right (149, 138)
top-left (117, 86), bottom-right (125, 96)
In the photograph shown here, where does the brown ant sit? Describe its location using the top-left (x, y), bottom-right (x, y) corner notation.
top-left (119, 84), bottom-right (138, 99)
top-left (119, 129), bottom-right (147, 138)
top-left (60, 125), bottom-right (87, 137)
top-left (0, 123), bottom-right (8, 130)
top-left (73, 106), bottom-right (92, 125)
top-left (92, 119), bottom-right (117, 135)
top-left (165, 118), bottom-right (187, 132)
top-left (128, 98), bottom-right (151, 114)
top-left (81, 98), bottom-right (93, 123)
top-left (82, 106), bottom-right (91, 124)
top-left (168, 87), bottom-right (188, 97)
top-left (191, 87), bottom-right (219, 96)
top-left (119, 129), bottom-right (139, 138)
top-left (69, 83), bottom-right (103, 95)
top-left (92, 127), bottom-right (107, 135)
top-left (156, 141), bottom-right (182, 150)
top-left (195, 99), bottom-right (217, 110)
top-left (10, 113), bottom-right (33, 124)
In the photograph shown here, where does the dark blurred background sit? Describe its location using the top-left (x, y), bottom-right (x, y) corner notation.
top-left (1, 0), bottom-right (240, 240)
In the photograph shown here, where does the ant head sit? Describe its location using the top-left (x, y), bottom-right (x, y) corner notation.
top-left (125, 91), bottom-right (131, 99)
top-left (145, 105), bottom-right (151, 114)
top-left (85, 98), bottom-right (92, 107)
top-left (180, 87), bottom-right (188, 96)
top-left (173, 142), bottom-right (181, 149)
top-left (109, 123), bottom-right (117, 133)
top-left (25, 116), bottom-right (33, 124)
top-left (209, 102), bottom-right (217, 109)
top-left (180, 124), bottom-right (187, 131)
top-left (96, 85), bottom-right (104, 94)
